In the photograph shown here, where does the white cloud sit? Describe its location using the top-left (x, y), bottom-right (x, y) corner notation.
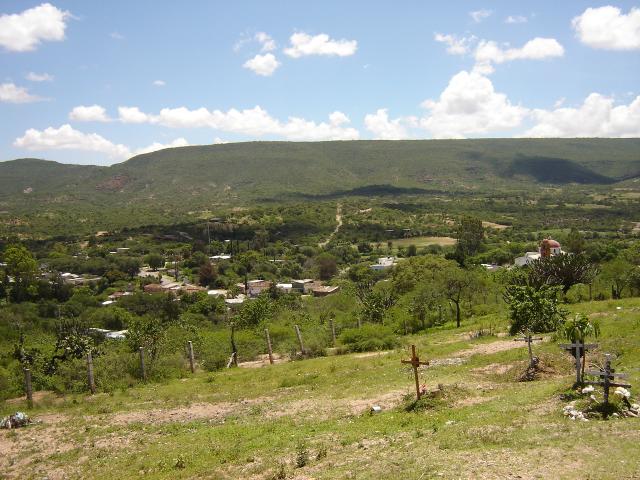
top-left (572, 6), bottom-right (640, 50)
top-left (0, 3), bottom-right (71, 52)
top-left (526, 94), bottom-right (640, 137)
top-left (213, 137), bottom-right (229, 144)
top-left (110, 32), bottom-right (124, 40)
top-left (133, 137), bottom-right (189, 156)
top-left (434, 33), bottom-right (475, 55)
top-left (115, 105), bottom-right (359, 141)
top-left (14, 124), bottom-right (131, 159)
top-left (364, 109), bottom-right (410, 140)
top-left (255, 32), bottom-right (276, 52)
top-left (152, 80), bottom-right (166, 87)
top-left (473, 37), bottom-right (564, 73)
top-left (26, 72), bottom-right (53, 82)
top-left (118, 106), bottom-right (151, 123)
top-left (69, 104), bottom-right (110, 122)
top-left (420, 70), bottom-right (528, 138)
top-left (470, 9), bottom-right (492, 23)
top-left (505, 15), bottom-right (528, 24)
top-left (243, 53), bottom-right (281, 76)
top-left (0, 82), bottom-right (43, 103)
top-left (284, 32), bottom-right (357, 58)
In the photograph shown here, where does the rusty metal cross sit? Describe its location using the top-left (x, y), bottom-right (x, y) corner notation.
top-left (401, 344), bottom-right (430, 400)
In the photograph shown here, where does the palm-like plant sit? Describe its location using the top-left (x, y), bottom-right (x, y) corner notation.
top-left (562, 313), bottom-right (600, 382)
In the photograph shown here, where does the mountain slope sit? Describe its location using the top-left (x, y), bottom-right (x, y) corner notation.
top-left (1, 138), bottom-right (639, 236)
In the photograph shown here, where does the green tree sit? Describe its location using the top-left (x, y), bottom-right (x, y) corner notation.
top-left (600, 257), bottom-right (634, 299)
top-left (504, 284), bottom-right (567, 335)
top-left (198, 261), bottom-right (217, 287)
top-left (436, 264), bottom-right (477, 328)
top-left (144, 253), bottom-right (164, 271)
top-left (454, 216), bottom-right (484, 263)
top-left (564, 228), bottom-right (586, 254)
top-left (528, 253), bottom-right (598, 294)
top-left (316, 253), bottom-right (338, 280)
top-left (3, 244), bottom-right (38, 302)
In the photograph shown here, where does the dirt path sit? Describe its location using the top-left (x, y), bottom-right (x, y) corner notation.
top-left (319, 203), bottom-right (342, 247)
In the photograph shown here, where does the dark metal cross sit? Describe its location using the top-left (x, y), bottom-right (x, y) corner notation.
top-left (401, 344), bottom-right (429, 400)
top-left (585, 354), bottom-right (631, 404)
top-left (559, 342), bottom-right (598, 384)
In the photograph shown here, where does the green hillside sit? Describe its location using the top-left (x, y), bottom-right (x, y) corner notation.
top-left (1, 139), bottom-right (639, 237)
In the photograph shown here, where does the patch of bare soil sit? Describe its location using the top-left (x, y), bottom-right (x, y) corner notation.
top-left (238, 353), bottom-right (288, 368)
top-left (352, 350), bottom-right (392, 359)
top-left (108, 400), bottom-right (260, 425)
top-left (457, 339), bottom-right (528, 357)
top-left (472, 363), bottom-right (515, 375)
top-left (5, 390), bottom-right (61, 405)
top-left (454, 395), bottom-right (496, 407)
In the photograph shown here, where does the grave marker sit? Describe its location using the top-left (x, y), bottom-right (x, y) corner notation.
top-left (515, 334), bottom-right (543, 367)
top-left (585, 354), bottom-right (631, 404)
top-left (401, 344), bottom-right (429, 400)
top-left (559, 342), bottom-right (597, 384)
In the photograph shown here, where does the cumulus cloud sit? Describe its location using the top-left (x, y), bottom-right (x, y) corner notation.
top-left (243, 53), bottom-right (280, 76)
top-left (255, 32), bottom-right (276, 52)
top-left (284, 32), bottom-right (357, 58)
top-left (69, 104), bottom-right (110, 122)
top-left (470, 9), bottom-right (492, 23)
top-left (152, 80), bottom-right (166, 87)
top-left (133, 137), bottom-right (189, 156)
top-left (505, 15), bottom-right (528, 24)
top-left (364, 109), bottom-right (410, 140)
top-left (118, 106), bottom-right (151, 123)
top-left (473, 37), bottom-right (564, 73)
top-left (0, 82), bottom-right (43, 103)
top-left (434, 33), bottom-right (475, 55)
top-left (114, 104), bottom-right (359, 140)
top-left (13, 124), bottom-right (131, 159)
top-left (420, 71), bottom-right (528, 138)
top-left (572, 6), bottom-right (640, 50)
top-left (110, 32), bottom-right (124, 40)
top-left (0, 3), bottom-right (71, 52)
top-left (525, 94), bottom-right (640, 137)
top-left (26, 72), bottom-right (53, 82)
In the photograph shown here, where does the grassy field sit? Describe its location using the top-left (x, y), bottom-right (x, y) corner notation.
top-left (1, 298), bottom-right (639, 479)
top-left (385, 236), bottom-right (457, 248)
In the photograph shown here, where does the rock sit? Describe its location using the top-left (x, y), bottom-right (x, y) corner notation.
top-left (370, 405), bottom-right (382, 414)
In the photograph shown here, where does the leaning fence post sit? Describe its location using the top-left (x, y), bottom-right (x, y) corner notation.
top-left (24, 368), bottom-right (33, 407)
top-left (265, 328), bottom-right (274, 364)
top-left (294, 324), bottom-right (306, 355)
top-left (187, 341), bottom-right (195, 373)
top-left (86, 351), bottom-right (96, 394)
top-left (139, 346), bottom-right (147, 381)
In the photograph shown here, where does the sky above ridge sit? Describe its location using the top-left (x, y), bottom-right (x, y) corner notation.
top-left (1, 1), bottom-right (639, 165)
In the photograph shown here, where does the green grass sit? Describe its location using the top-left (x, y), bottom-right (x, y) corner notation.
top-left (2, 298), bottom-right (639, 479)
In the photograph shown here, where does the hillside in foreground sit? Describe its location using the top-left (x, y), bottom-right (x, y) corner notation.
top-left (1, 298), bottom-right (639, 479)
top-left (1, 139), bottom-right (639, 238)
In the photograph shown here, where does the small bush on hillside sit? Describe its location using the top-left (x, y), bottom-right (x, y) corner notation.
top-left (338, 324), bottom-right (398, 352)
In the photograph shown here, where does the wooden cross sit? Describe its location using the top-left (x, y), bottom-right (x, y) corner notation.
top-left (514, 334), bottom-right (543, 367)
top-left (559, 342), bottom-right (598, 384)
top-left (585, 354), bottom-right (631, 404)
top-left (401, 345), bottom-right (429, 400)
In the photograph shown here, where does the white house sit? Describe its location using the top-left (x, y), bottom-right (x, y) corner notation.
top-left (370, 256), bottom-right (397, 271)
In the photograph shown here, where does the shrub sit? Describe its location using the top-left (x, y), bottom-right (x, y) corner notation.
top-left (338, 324), bottom-right (398, 352)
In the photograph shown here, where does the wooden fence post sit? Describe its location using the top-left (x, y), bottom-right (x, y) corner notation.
top-left (139, 346), bottom-right (147, 381)
top-left (329, 319), bottom-right (336, 346)
top-left (187, 341), bottom-right (195, 373)
top-left (86, 351), bottom-right (96, 394)
top-left (294, 325), bottom-right (306, 355)
top-left (24, 368), bottom-right (33, 407)
top-left (265, 328), bottom-right (274, 364)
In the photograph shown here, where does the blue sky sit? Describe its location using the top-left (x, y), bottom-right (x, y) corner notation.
top-left (1, 1), bottom-right (639, 165)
